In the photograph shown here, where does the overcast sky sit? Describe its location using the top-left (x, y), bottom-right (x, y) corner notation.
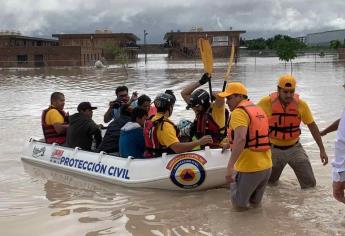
top-left (1, 0), bottom-right (345, 43)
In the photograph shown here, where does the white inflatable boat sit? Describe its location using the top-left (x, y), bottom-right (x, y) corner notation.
top-left (21, 138), bottom-right (231, 191)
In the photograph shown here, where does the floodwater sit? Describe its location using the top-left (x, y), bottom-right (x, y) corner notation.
top-left (1, 54), bottom-right (345, 236)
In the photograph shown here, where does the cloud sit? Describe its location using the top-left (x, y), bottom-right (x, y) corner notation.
top-left (1, 0), bottom-right (345, 42)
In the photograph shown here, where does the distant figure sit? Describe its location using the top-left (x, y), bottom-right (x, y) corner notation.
top-left (65, 102), bottom-right (102, 151)
top-left (41, 92), bottom-right (69, 144)
top-left (257, 74), bottom-right (328, 189)
top-left (98, 104), bottom-right (132, 154)
top-left (119, 107), bottom-right (148, 158)
top-left (95, 60), bottom-right (105, 68)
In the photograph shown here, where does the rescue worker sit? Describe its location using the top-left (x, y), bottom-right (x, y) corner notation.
top-left (144, 92), bottom-right (213, 158)
top-left (41, 92), bottom-right (69, 144)
top-left (181, 73), bottom-right (227, 147)
top-left (219, 82), bottom-right (272, 210)
top-left (257, 74), bottom-right (328, 189)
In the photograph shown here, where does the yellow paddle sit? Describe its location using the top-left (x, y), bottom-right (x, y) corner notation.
top-left (222, 40), bottom-right (235, 91)
top-left (197, 38), bottom-right (214, 101)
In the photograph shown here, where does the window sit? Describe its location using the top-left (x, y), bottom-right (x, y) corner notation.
top-left (34, 55), bottom-right (44, 67)
top-left (17, 55), bottom-right (28, 65)
top-left (212, 36), bottom-right (229, 46)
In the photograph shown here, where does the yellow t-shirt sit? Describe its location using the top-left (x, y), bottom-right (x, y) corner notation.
top-left (230, 108), bottom-right (272, 172)
top-left (152, 113), bottom-right (180, 148)
top-left (257, 95), bottom-right (314, 146)
top-left (210, 102), bottom-right (226, 129)
top-left (45, 108), bottom-right (64, 125)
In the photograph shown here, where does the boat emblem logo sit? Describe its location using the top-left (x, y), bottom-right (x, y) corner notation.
top-left (32, 146), bottom-right (46, 158)
top-left (167, 153), bottom-right (206, 189)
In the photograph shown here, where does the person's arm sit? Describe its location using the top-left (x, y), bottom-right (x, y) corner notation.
top-left (94, 129), bottom-right (102, 148)
top-left (320, 119), bottom-right (340, 136)
top-left (47, 109), bottom-right (68, 134)
top-left (169, 135), bottom-right (213, 153)
top-left (181, 81), bottom-right (201, 103)
top-left (212, 91), bottom-right (225, 108)
top-left (225, 126), bottom-right (247, 183)
top-left (129, 91), bottom-right (138, 104)
top-left (104, 106), bottom-right (113, 123)
top-left (53, 123), bottom-right (68, 134)
top-left (181, 73), bottom-right (210, 103)
top-left (88, 120), bottom-right (102, 135)
top-left (307, 121), bottom-right (328, 165)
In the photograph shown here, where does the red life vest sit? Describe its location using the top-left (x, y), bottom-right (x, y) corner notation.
top-left (193, 107), bottom-right (229, 148)
top-left (228, 100), bottom-right (271, 152)
top-left (269, 92), bottom-right (301, 140)
top-left (143, 115), bottom-right (179, 158)
top-left (41, 106), bottom-right (68, 144)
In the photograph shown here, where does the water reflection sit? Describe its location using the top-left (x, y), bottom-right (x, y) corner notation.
top-left (22, 160), bottom-right (335, 236)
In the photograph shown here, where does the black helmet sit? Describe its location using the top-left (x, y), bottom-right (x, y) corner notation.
top-left (186, 89), bottom-right (210, 109)
top-left (154, 93), bottom-right (175, 111)
top-left (164, 89), bottom-right (176, 103)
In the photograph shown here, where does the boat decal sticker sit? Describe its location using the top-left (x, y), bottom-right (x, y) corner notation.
top-left (32, 146), bottom-right (46, 158)
top-left (166, 153), bottom-right (207, 170)
top-left (50, 149), bottom-right (64, 163)
top-left (167, 153), bottom-right (206, 189)
top-left (58, 156), bottom-right (130, 180)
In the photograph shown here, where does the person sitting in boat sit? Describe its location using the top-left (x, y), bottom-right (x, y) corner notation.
top-left (103, 85), bottom-right (138, 123)
top-left (119, 107), bottom-right (148, 158)
top-left (181, 73), bottom-right (228, 148)
top-left (98, 104), bottom-right (132, 154)
top-left (65, 102), bottom-right (102, 151)
top-left (132, 94), bottom-right (157, 117)
top-left (144, 92), bottom-right (213, 158)
top-left (41, 92), bottom-right (69, 144)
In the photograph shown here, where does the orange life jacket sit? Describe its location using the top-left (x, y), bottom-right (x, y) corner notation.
top-left (143, 115), bottom-right (179, 158)
top-left (41, 106), bottom-right (68, 144)
top-left (269, 92), bottom-right (301, 140)
top-left (228, 100), bottom-right (271, 151)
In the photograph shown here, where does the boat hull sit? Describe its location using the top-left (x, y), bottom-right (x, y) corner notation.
top-left (21, 138), bottom-right (231, 191)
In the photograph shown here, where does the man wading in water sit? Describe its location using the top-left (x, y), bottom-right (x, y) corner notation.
top-left (257, 74), bottom-right (328, 189)
top-left (219, 82), bottom-right (272, 210)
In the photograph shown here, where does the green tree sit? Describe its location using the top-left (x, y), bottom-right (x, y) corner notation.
top-left (274, 36), bottom-right (304, 73)
top-left (105, 43), bottom-right (128, 76)
top-left (330, 40), bottom-right (342, 49)
top-left (246, 38), bottom-right (266, 50)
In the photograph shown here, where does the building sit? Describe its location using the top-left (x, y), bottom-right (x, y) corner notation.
top-left (0, 30), bottom-right (140, 67)
top-left (295, 36), bottom-right (306, 44)
top-left (0, 32), bottom-right (79, 67)
top-left (163, 30), bottom-right (246, 59)
top-left (52, 31), bottom-right (140, 62)
top-left (305, 29), bottom-right (345, 46)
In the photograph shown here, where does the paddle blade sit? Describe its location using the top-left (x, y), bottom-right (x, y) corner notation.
top-left (225, 40), bottom-right (235, 78)
top-left (198, 38), bottom-right (214, 74)
top-left (223, 40), bottom-right (235, 91)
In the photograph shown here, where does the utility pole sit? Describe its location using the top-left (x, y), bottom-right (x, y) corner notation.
top-left (144, 29), bottom-right (148, 64)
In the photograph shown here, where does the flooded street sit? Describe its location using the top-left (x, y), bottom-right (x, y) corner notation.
top-left (1, 54), bottom-right (345, 235)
